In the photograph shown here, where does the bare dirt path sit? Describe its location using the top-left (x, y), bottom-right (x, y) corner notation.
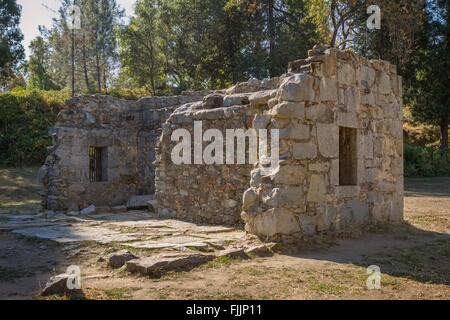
top-left (0, 175), bottom-right (449, 300)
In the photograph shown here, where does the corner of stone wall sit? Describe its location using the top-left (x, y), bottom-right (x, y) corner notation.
top-left (241, 45), bottom-right (404, 243)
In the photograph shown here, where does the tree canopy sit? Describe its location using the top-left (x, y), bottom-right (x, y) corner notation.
top-left (0, 0), bottom-right (24, 86)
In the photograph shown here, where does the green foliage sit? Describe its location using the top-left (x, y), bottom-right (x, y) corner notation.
top-left (26, 35), bottom-right (60, 90)
top-left (404, 143), bottom-right (450, 177)
top-left (0, 89), bottom-right (69, 166)
top-left (107, 87), bottom-right (153, 100)
top-left (31, 0), bottom-right (124, 94)
top-left (118, 0), bottom-right (323, 94)
top-left (407, 0), bottom-right (450, 148)
top-left (0, 0), bottom-right (25, 85)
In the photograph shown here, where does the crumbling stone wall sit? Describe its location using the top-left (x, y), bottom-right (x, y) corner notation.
top-left (40, 45), bottom-right (404, 243)
top-left (40, 94), bottom-right (205, 211)
top-left (241, 45), bottom-right (404, 241)
top-left (155, 80), bottom-right (279, 225)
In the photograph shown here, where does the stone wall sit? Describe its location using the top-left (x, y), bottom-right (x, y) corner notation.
top-left (39, 45), bottom-right (404, 243)
top-left (155, 81), bottom-right (279, 225)
top-left (241, 45), bottom-right (404, 241)
top-left (40, 94), bottom-right (205, 211)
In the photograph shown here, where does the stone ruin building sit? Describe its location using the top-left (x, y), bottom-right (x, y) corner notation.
top-left (39, 45), bottom-right (404, 242)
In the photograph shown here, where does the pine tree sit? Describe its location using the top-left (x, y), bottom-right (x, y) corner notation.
top-left (0, 0), bottom-right (24, 86)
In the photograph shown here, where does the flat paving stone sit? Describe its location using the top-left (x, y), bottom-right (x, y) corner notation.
top-left (123, 236), bottom-right (216, 250)
top-left (12, 225), bottom-right (139, 244)
top-left (126, 253), bottom-right (215, 277)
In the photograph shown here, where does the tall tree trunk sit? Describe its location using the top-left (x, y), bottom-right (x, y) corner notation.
top-left (225, 15), bottom-right (239, 84)
top-left (267, 0), bottom-right (276, 77)
top-left (103, 67), bottom-right (107, 93)
top-left (443, 1), bottom-right (450, 150)
top-left (71, 29), bottom-right (75, 98)
top-left (440, 117), bottom-right (449, 150)
top-left (95, 27), bottom-right (101, 93)
top-left (82, 34), bottom-right (90, 92)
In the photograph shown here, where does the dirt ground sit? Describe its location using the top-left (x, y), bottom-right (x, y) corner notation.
top-left (0, 168), bottom-right (449, 300)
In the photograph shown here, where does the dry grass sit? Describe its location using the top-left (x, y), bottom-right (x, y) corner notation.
top-left (0, 167), bottom-right (43, 212)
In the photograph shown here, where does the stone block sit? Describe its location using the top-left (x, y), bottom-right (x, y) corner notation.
top-left (377, 71), bottom-right (392, 94)
top-left (271, 102), bottom-right (305, 119)
top-left (337, 112), bottom-right (358, 128)
top-left (223, 94), bottom-right (250, 107)
top-left (108, 250), bottom-right (138, 269)
top-left (308, 162), bottom-right (330, 172)
top-left (126, 254), bottom-right (215, 277)
top-left (280, 123), bottom-right (310, 141)
top-left (359, 132), bottom-right (374, 160)
top-left (307, 175), bottom-right (327, 203)
top-left (272, 165), bottom-right (307, 186)
top-left (245, 244), bottom-right (274, 257)
top-left (317, 206), bottom-right (337, 231)
top-left (359, 65), bottom-right (376, 88)
top-left (80, 205), bottom-right (96, 215)
top-left (320, 77), bottom-right (338, 102)
top-left (244, 208), bottom-right (301, 237)
top-left (243, 188), bottom-right (258, 210)
top-left (348, 200), bottom-right (369, 225)
top-left (249, 89), bottom-right (277, 106)
top-left (317, 123), bottom-right (339, 158)
top-left (253, 114), bottom-right (272, 130)
top-left (293, 142), bottom-right (318, 160)
top-left (299, 214), bottom-right (317, 236)
top-left (264, 187), bottom-right (304, 207)
top-left (279, 74), bottom-right (317, 102)
top-left (336, 186), bottom-right (361, 199)
top-left (344, 87), bottom-right (360, 113)
top-left (127, 195), bottom-right (154, 210)
top-left (338, 63), bottom-right (356, 86)
top-left (329, 159), bottom-right (339, 186)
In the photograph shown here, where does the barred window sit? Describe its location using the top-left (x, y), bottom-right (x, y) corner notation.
top-left (89, 146), bottom-right (108, 182)
top-left (339, 127), bottom-right (357, 186)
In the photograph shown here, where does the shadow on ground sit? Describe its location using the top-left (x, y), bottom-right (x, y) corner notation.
top-left (289, 177), bottom-right (450, 287)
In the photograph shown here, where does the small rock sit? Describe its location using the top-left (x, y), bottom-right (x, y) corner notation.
top-left (127, 195), bottom-right (154, 210)
top-left (96, 206), bottom-right (111, 214)
top-left (223, 199), bottom-right (238, 208)
top-left (107, 250), bottom-right (138, 269)
top-left (217, 248), bottom-right (249, 260)
top-left (37, 165), bottom-right (49, 186)
top-left (148, 199), bottom-right (157, 212)
top-left (249, 89), bottom-right (277, 106)
top-left (41, 274), bottom-right (82, 297)
top-left (126, 254), bottom-right (214, 277)
top-left (80, 205), bottom-right (96, 215)
top-left (202, 93), bottom-right (224, 109)
top-left (111, 205), bottom-right (127, 214)
top-left (245, 244), bottom-right (274, 257)
top-left (223, 94), bottom-right (250, 107)
top-left (45, 210), bottom-right (56, 218)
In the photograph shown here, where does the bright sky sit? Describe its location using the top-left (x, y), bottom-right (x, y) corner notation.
top-left (17, 0), bottom-right (136, 57)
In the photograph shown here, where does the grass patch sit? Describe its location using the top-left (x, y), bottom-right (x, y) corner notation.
top-left (0, 167), bottom-right (43, 212)
top-left (102, 287), bottom-right (138, 300)
top-left (363, 239), bottom-right (450, 285)
top-left (306, 278), bottom-right (346, 295)
top-left (0, 266), bottom-right (33, 282)
top-left (203, 256), bottom-right (242, 269)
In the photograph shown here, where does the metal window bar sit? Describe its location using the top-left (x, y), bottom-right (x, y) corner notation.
top-left (89, 147), bottom-right (103, 182)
